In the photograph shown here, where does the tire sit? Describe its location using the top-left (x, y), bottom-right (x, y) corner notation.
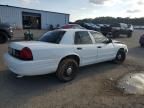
top-left (0, 32), bottom-right (8, 44)
top-left (127, 32), bottom-right (132, 38)
top-left (56, 59), bottom-right (79, 82)
top-left (114, 50), bottom-right (126, 64)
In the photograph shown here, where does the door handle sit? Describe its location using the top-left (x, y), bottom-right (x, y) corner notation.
top-left (77, 47), bottom-right (82, 50)
top-left (97, 46), bottom-right (102, 48)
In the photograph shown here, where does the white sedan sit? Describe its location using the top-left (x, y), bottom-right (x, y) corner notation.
top-left (4, 29), bottom-right (128, 82)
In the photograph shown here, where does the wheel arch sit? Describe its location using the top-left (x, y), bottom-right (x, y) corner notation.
top-left (59, 54), bottom-right (80, 66)
top-left (118, 48), bottom-right (125, 52)
top-left (114, 48), bottom-right (126, 64)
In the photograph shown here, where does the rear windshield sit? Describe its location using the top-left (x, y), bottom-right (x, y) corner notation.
top-left (39, 31), bottom-right (66, 44)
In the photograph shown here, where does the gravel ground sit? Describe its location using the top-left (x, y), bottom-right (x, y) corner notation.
top-left (0, 30), bottom-right (144, 108)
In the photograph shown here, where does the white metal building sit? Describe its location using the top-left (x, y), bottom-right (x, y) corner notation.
top-left (0, 5), bottom-right (69, 29)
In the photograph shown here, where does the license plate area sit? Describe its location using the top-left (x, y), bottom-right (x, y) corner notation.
top-left (8, 47), bottom-right (20, 58)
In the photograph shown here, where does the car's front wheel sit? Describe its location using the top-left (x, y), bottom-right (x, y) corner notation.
top-left (56, 59), bottom-right (79, 82)
top-left (127, 32), bottom-right (132, 38)
top-left (114, 50), bottom-right (126, 64)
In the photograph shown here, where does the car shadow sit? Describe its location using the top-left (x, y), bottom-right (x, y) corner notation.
top-left (78, 61), bottom-right (119, 79)
top-left (0, 61), bottom-right (120, 107)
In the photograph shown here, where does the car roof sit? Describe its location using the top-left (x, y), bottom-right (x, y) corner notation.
top-left (58, 28), bottom-right (96, 32)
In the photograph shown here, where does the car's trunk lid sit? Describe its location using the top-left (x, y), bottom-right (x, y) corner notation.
top-left (9, 41), bottom-right (57, 50)
top-left (8, 41), bottom-right (59, 60)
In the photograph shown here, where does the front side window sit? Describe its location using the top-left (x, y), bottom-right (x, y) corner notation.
top-left (39, 31), bottom-right (66, 44)
top-left (90, 32), bottom-right (108, 43)
top-left (75, 31), bottom-right (92, 44)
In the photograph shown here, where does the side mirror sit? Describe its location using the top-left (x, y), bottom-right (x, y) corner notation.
top-left (108, 38), bottom-right (112, 43)
top-left (103, 38), bottom-right (112, 44)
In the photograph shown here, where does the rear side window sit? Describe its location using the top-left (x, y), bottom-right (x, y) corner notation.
top-left (39, 31), bottom-right (66, 44)
top-left (75, 31), bottom-right (92, 44)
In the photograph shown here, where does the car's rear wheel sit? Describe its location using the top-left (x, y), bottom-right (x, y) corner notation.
top-left (56, 59), bottom-right (79, 82)
top-left (0, 32), bottom-right (8, 44)
top-left (114, 50), bottom-right (126, 64)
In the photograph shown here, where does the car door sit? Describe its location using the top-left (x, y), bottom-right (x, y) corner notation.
top-left (90, 31), bottom-right (116, 62)
top-left (74, 31), bottom-right (98, 66)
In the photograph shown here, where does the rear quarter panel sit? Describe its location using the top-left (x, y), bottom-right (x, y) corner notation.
top-left (31, 44), bottom-right (77, 69)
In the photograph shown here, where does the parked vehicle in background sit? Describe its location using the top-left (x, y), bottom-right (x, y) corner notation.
top-left (82, 23), bottom-right (100, 31)
top-left (128, 24), bottom-right (134, 32)
top-left (60, 24), bottom-right (85, 29)
top-left (0, 23), bottom-right (13, 44)
top-left (100, 23), bottom-right (133, 38)
top-left (100, 24), bottom-right (111, 36)
top-left (4, 29), bottom-right (128, 82)
top-left (139, 34), bottom-right (144, 47)
top-left (134, 26), bottom-right (144, 29)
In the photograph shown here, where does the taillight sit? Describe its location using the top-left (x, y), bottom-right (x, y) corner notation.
top-left (19, 47), bottom-right (33, 60)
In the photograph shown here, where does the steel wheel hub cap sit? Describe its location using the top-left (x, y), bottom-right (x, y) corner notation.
top-left (66, 67), bottom-right (73, 75)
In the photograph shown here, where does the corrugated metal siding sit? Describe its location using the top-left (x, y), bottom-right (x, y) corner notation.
top-left (0, 5), bottom-right (69, 29)
top-left (0, 6), bottom-right (22, 28)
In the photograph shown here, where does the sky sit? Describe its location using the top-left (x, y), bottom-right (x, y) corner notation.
top-left (0, 0), bottom-right (144, 21)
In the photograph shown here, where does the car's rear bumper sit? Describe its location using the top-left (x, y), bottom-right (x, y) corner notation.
top-left (4, 53), bottom-right (58, 76)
